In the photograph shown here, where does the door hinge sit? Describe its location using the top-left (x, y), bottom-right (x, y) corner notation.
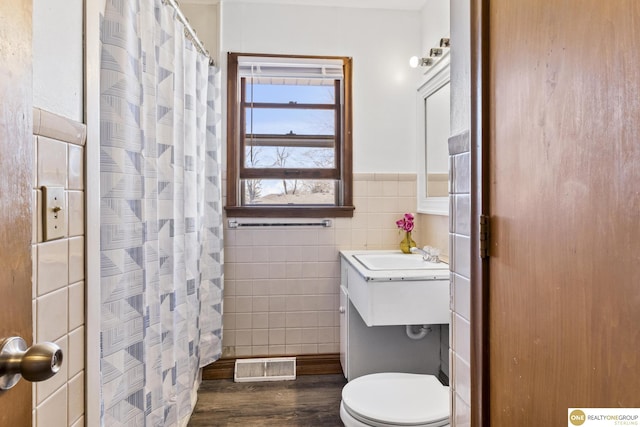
top-left (479, 214), bottom-right (490, 258)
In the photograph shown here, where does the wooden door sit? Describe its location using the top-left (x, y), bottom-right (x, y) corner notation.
top-left (0, 0), bottom-right (34, 424)
top-left (484, 0), bottom-right (640, 425)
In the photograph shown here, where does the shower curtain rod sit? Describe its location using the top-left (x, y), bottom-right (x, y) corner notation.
top-left (163, 0), bottom-right (215, 66)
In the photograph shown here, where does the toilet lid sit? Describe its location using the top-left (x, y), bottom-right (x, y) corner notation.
top-left (342, 373), bottom-right (449, 426)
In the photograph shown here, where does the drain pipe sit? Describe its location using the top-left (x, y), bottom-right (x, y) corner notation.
top-left (405, 324), bottom-right (432, 340)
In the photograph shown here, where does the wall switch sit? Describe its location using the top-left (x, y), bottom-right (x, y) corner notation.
top-left (42, 186), bottom-right (66, 241)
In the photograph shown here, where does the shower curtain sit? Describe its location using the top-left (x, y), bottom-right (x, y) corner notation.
top-left (99, 0), bottom-right (223, 425)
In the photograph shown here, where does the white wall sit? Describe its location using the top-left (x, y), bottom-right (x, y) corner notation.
top-left (420, 0), bottom-right (450, 53)
top-left (450, 0), bottom-right (470, 136)
top-left (221, 2), bottom-right (422, 173)
top-left (418, 0), bottom-right (450, 176)
top-left (181, 3), bottom-right (220, 61)
top-left (33, 0), bottom-right (83, 121)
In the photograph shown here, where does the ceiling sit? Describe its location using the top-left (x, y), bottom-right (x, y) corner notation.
top-left (183, 0), bottom-right (427, 11)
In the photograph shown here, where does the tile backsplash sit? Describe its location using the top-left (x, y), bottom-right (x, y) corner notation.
top-left (32, 108), bottom-right (85, 427)
top-left (222, 173), bottom-right (424, 358)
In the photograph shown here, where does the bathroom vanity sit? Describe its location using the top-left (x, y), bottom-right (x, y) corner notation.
top-left (339, 250), bottom-right (450, 381)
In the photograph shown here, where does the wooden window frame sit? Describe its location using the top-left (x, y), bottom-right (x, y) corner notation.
top-left (225, 52), bottom-right (354, 218)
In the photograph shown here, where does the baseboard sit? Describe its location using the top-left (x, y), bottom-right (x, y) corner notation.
top-left (202, 353), bottom-right (342, 380)
top-left (202, 358), bottom-right (235, 380)
top-left (296, 353), bottom-right (343, 376)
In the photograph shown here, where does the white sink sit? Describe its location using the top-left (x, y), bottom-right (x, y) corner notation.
top-left (354, 253), bottom-right (446, 271)
top-left (341, 251), bottom-right (450, 326)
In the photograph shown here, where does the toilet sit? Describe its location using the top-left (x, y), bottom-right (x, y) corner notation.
top-left (340, 373), bottom-right (450, 427)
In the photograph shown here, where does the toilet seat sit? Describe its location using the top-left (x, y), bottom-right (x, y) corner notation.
top-left (341, 373), bottom-right (449, 427)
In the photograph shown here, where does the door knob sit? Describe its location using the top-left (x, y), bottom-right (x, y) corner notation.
top-left (0, 336), bottom-right (63, 390)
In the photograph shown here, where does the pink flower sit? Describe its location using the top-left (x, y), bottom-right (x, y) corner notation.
top-left (396, 213), bottom-right (415, 232)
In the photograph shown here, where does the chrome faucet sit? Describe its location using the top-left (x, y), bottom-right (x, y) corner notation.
top-left (410, 246), bottom-right (441, 263)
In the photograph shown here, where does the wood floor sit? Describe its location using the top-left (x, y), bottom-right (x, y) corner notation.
top-left (188, 374), bottom-right (347, 426)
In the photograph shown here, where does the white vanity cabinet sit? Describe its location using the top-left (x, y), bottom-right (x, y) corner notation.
top-left (339, 251), bottom-right (450, 381)
top-left (339, 255), bottom-right (350, 378)
top-left (339, 284), bottom-right (349, 378)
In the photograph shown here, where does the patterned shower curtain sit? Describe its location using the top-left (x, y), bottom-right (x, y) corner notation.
top-left (100, 0), bottom-right (223, 425)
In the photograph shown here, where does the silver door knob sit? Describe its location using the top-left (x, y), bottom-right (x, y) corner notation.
top-left (0, 336), bottom-right (63, 390)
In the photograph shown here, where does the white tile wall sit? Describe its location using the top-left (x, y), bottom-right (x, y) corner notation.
top-left (32, 108), bottom-right (86, 427)
top-left (37, 136), bottom-right (67, 187)
top-left (67, 373), bottom-right (84, 424)
top-left (454, 393), bottom-right (471, 427)
top-left (449, 134), bottom-right (472, 424)
top-left (222, 173), bottom-right (423, 358)
top-left (449, 0), bottom-right (473, 421)
top-left (36, 385), bottom-right (68, 427)
top-left (37, 239), bottom-right (69, 295)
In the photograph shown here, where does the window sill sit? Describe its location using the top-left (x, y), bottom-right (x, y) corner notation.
top-left (224, 205), bottom-right (355, 218)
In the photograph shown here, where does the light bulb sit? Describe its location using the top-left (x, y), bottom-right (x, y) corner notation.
top-left (409, 56), bottom-right (420, 68)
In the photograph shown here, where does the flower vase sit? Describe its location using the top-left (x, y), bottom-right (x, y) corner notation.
top-left (400, 232), bottom-right (416, 254)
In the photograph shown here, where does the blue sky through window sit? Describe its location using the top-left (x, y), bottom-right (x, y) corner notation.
top-left (243, 81), bottom-right (338, 201)
top-left (246, 83), bottom-right (335, 104)
top-left (246, 109), bottom-right (334, 135)
top-left (245, 83), bottom-right (335, 135)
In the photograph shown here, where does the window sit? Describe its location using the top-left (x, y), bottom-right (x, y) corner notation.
top-left (226, 52), bottom-right (354, 217)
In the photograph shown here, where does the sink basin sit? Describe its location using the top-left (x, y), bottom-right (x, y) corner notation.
top-left (341, 251), bottom-right (450, 326)
top-left (354, 253), bottom-right (447, 271)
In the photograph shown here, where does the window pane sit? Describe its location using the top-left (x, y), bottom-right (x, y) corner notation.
top-left (242, 179), bottom-right (336, 205)
top-left (227, 53), bottom-right (352, 214)
top-left (245, 108), bottom-right (335, 136)
top-left (245, 83), bottom-right (335, 104)
top-left (244, 146), bottom-right (335, 169)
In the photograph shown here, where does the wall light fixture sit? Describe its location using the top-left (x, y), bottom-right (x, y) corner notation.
top-left (409, 37), bottom-right (451, 68)
top-left (409, 56), bottom-right (435, 68)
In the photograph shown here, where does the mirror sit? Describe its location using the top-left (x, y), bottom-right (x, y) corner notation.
top-left (416, 54), bottom-right (450, 215)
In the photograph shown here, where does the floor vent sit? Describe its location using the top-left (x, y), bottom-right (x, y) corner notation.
top-left (234, 357), bottom-right (296, 382)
